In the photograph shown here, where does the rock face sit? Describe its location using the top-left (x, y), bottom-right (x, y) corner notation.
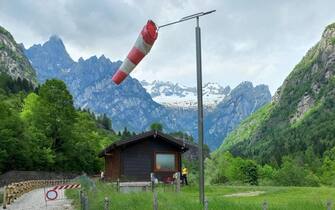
top-left (0, 26), bottom-right (37, 85)
top-left (290, 93), bottom-right (315, 123)
top-left (220, 22), bottom-right (335, 164)
top-left (25, 36), bottom-right (271, 150)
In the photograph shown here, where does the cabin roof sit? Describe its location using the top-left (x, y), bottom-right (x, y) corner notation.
top-left (99, 130), bottom-right (195, 157)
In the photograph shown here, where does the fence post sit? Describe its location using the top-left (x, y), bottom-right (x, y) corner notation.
top-left (84, 194), bottom-right (89, 210)
top-left (327, 200), bottom-right (332, 210)
top-left (79, 190), bottom-right (83, 210)
top-left (153, 191), bottom-right (158, 210)
top-left (150, 173), bottom-right (155, 192)
top-left (104, 197), bottom-right (110, 210)
top-left (2, 186), bottom-right (7, 209)
top-left (204, 198), bottom-right (208, 210)
top-left (262, 201), bottom-right (268, 210)
top-left (175, 172), bottom-right (180, 193)
top-left (117, 179), bottom-right (120, 192)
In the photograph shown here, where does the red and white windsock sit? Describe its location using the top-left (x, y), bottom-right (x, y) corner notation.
top-left (112, 20), bottom-right (158, 85)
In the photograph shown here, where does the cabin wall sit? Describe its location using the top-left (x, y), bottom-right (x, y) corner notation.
top-left (104, 155), bottom-right (112, 179)
top-left (104, 149), bottom-right (121, 181)
top-left (111, 149), bottom-right (121, 180)
top-left (120, 136), bottom-right (182, 181)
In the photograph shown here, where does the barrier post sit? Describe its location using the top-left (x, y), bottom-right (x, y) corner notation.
top-left (204, 198), bottom-right (208, 210)
top-left (150, 173), bottom-right (155, 192)
top-left (2, 186), bottom-right (7, 209)
top-left (175, 172), bottom-right (180, 193)
top-left (104, 197), bottom-right (110, 210)
top-left (153, 191), bottom-right (158, 210)
top-left (262, 201), bottom-right (268, 210)
top-left (84, 194), bottom-right (89, 210)
top-left (327, 200), bottom-right (332, 210)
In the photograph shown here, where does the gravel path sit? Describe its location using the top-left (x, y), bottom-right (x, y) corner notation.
top-left (224, 191), bottom-right (265, 197)
top-left (4, 187), bottom-right (74, 210)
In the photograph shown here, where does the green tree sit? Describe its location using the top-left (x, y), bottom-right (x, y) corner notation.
top-left (0, 102), bottom-right (31, 172)
top-left (62, 112), bottom-right (104, 173)
top-left (121, 127), bottom-right (132, 139)
top-left (150, 122), bottom-right (163, 132)
top-left (97, 113), bottom-right (112, 130)
top-left (240, 160), bottom-right (258, 185)
top-left (35, 79), bottom-right (76, 152)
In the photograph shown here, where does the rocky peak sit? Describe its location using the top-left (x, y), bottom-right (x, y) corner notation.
top-left (230, 81), bottom-right (254, 97)
top-left (99, 55), bottom-right (109, 63)
top-left (42, 35), bottom-right (74, 67)
top-left (24, 35), bottom-right (75, 82)
top-left (203, 82), bottom-right (231, 96)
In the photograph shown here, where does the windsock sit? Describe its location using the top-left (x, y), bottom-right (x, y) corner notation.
top-left (112, 20), bottom-right (158, 85)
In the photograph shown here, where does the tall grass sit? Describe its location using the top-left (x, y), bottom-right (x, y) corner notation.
top-left (66, 181), bottom-right (335, 210)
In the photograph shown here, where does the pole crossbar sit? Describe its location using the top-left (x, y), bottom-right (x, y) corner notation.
top-left (158, 10), bottom-right (216, 29)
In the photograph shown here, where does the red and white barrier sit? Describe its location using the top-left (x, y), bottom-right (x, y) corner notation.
top-left (112, 20), bottom-right (158, 85)
top-left (52, 183), bottom-right (81, 190)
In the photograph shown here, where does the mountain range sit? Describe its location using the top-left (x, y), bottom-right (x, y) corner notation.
top-left (23, 35), bottom-right (271, 150)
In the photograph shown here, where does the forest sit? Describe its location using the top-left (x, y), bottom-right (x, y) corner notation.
top-left (0, 73), bottom-right (119, 174)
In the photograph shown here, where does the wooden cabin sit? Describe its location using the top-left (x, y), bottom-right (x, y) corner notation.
top-left (99, 131), bottom-right (190, 182)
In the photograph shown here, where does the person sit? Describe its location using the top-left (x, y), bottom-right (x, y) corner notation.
top-left (100, 171), bottom-right (104, 181)
top-left (182, 167), bottom-right (188, 185)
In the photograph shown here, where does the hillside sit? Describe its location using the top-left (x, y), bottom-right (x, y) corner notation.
top-left (218, 23), bottom-right (335, 164)
top-left (0, 26), bottom-right (37, 86)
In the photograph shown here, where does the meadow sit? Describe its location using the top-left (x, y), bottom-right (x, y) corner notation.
top-left (66, 181), bottom-right (335, 210)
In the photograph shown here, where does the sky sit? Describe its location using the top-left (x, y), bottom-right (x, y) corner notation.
top-left (1, 0), bottom-right (335, 94)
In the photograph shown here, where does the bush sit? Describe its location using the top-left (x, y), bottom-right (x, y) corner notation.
top-left (304, 173), bottom-right (320, 186)
top-left (206, 152), bottom-right (259, 185)
top-left (258, 164), bottom-right (276, 186)
top-left (240, 160), bottom-right (258, 185)
top-left (273, 157), bottom-right (320, 186)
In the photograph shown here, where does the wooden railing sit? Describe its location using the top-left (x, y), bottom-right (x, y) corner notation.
top-left (2, 179), bottom-right (70, 209)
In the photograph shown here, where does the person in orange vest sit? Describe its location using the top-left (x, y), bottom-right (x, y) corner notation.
top-left (182, 167), bottom-right (188, 185)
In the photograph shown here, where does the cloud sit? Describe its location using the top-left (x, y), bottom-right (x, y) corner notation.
top-left (1, 0), bottom-right (335, 93)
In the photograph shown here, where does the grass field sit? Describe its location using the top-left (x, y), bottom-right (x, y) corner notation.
top-left (66, 181), bottom-right (335, 210)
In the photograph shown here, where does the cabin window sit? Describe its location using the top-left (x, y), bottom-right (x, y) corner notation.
top-left (155, 153), bottom-right (176, 171)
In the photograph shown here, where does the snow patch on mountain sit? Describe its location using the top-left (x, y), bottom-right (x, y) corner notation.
top-left (141, 80), bottom-right (231, 108)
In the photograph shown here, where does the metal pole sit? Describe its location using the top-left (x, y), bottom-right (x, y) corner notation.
top-left (195, 16), bottom-right (205, 205)
top-left (152, 9), bottom-right (215, 205)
